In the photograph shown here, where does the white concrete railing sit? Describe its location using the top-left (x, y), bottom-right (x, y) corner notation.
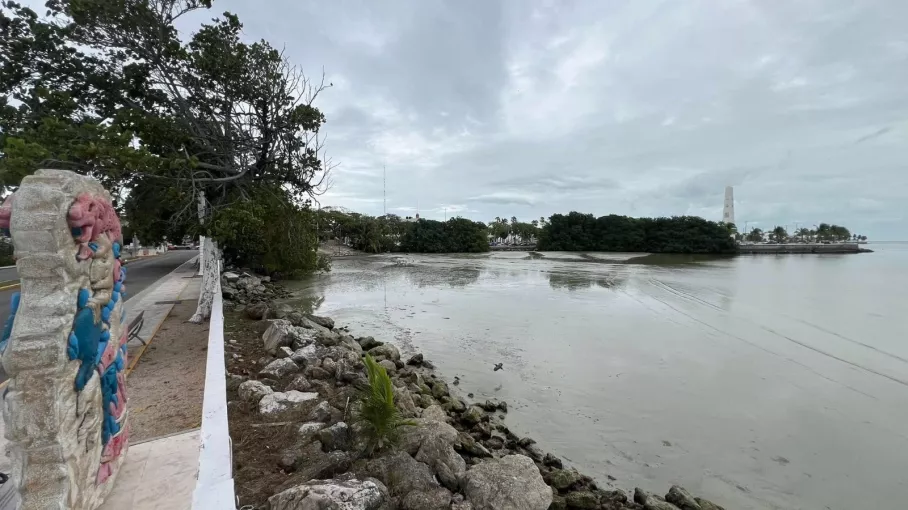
top-left (191, 278), bottom-right (237, 509)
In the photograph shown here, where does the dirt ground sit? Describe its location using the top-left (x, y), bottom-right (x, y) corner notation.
top-left (224, 310), bottom-right (307, 508)
top-left (127, 300), bottom-right (209, 442)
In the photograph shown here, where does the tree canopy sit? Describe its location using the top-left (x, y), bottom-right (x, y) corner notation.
top-left (1, 0), bottom-right (331, 273)
top-left (536, 212), bottom-right (737, 254)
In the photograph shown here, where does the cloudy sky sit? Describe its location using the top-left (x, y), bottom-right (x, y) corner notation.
top-left (201, 0), bottom-right (907, 239)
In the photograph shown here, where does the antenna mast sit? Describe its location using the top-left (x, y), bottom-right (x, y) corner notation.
top-left (383, 165), bottom-right (386, 216)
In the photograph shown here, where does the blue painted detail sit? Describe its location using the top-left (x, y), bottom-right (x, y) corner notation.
top-left (0, 228), bottom-right (10, 237)
top-left (114, 282), bottom-right (122, 293)
top-left (101, 306), bottom-right (111, 324)
top-left (67, 332), bottom-right (79, 360)
top-left (88, 242), bottom-right (98, 252)
top-left (77, 288), bottom-right (90, 309)
top-left (100, 364), bottom-right (121, 445)
top-left (111, 291), bottom-right (119, 304)
top-left (72, 307), bottom-right (103, 391)
top-left (95, 330), bottom-right (111, 365)
top-left (112, 242), bottom-right (121, 258)
top-left (0, 291), bottom-right (20, 353)
top-left (121, 266), bottom-right (127, 277)
top-left (71, 227), bottom-right (82, 237)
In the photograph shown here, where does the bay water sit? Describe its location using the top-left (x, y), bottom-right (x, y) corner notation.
top-left (284, 243), bottom-right (908, 510)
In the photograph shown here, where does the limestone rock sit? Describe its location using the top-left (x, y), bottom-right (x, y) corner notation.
top-left (455, 432), bottom-right (492, 458)
top-left (317, 421), bottom-right (352, 452)
top-left (262, 320), bottom-right (297, 355)
top-left (543, 453), bottom-right (563, 469)
top-left (297, 422), bottom-right (324, 443)
top-left (286, 374), bottom-right (313, 392)
top-left (308, 400), bottom-right (334, 422)
top-left (368, 343), bottom-right (400, 361)
top-left (548, 468), bottom-right (582, 491)
top-left (414, 430), bottom-right (466, 491)
top-left (259, 358), bottom-right (300, 379)
top-left (269, 477), bottom-right (387, 510)
top-left (259, 391), bottom-right (320, 421)
top-left (634, 488), bottom-right (681, 510)
top-left (462, 406), bottom-right (483, 425)
top-left (238, 380), bottom-right (273, 403)
top-left (565, 490), bottom-right (598, 509)
top-left (276, 346), bottom-right (293, 359)
top-left (422, 404), bottom-right (448, 422)
top-left (401, 487), bottom-right (454, 510)
top-left (462, 455), bottom-right (552, 510)
top-left (379, 359), bottom-right (397, 373)
top-left (246, 302), bottom-right (273, 320)
top-left (358, 336), bottom-right (383, 350)
top-left (431, 380), bottom-right (450, 399)
top-left (394, 386), bottom-right (419, 418)
top-left (665, 486), bottom-right (701, 510)
top-left (306, 314), bottom-right (335, 329)
top-left (695, 497), bottom-right (726, 510)
top-left (361, 451), bottom-right (439, 496)
top-left (226, 373), bottom-right (247, 392)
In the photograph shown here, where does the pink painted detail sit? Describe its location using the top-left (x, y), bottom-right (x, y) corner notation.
top-left (119, 283), bottom-right (126, 295)
top-left (0, 195), bottom-right (13, 230)
top-left (100, 423), bottom-right (129, 464)
top-left (96, 462), bottom-right (113, 484)
top-left (98, 337), bottom-right (118, 371)
top-left (119, 330), bottom-right (128, 347)
top-left (113, 259), bottom-right (122, 283)
top-left (67, 194), bottom-right (122, 260)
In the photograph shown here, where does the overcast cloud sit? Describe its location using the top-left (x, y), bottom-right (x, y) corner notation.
top-left (202, 0), bottom-right (907, 238)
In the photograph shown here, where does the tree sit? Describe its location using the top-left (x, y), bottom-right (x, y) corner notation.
top-left (1, 0), bottom-right (332, 322)
top-left (770, 226), bottom-right (788, 243)
top-left (745, 227), bottom-right (764, 243)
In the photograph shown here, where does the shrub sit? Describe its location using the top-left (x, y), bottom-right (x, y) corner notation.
top-left (353, 354), bottom-right (414, 455)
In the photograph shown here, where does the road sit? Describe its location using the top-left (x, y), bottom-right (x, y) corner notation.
top-left (0, 250), bottom-right (198, 380)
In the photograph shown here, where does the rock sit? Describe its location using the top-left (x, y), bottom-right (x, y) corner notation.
top-left (262, 320), bottom-right (298, 355)
top-left (422, 404), bottom-right (448, 422)
top-left (245, 302), bottom-right (272, 320)
top-left (456, 432), bottom-right (492, 458)
top-left (237, 380), bottom-right (273, 403)
top-left (406, 353), bottom-right (424, 366)
top-left (634, 488), bottom-right (681, 510)
top-left (306, 314), bottom-right (335, 329)
top-left (268, 477), bottom-right (387, 510)
top-left (665, 486), bottom-right (701, 510)
top-left (226, 373), bottom-right (247, 392)
top-left (317, 422), bottom-right (351, 451)
top-left (401, 487), bottom-right (453, 510)
top-left (479, 400), bottom-right (499, 412)
top-left (286, 374), bottom-right (313, 392)
top-left (379, 359), bottom-right (397, 373)
top-left (308, 401), bottom-right (333, 422)
top-left (550, 494), bottom-right (568, 510)
top-left (223, 271), bottom-right (240, 283)
top-left (483, 436), bottom-right (505, 450)
top-left (548, 469), bottom-right (582, 491)
top-left (518, 437), bottom-right (536, 447)
top-left (414, 430), bottom-right (466, 491)
top-left (259, 391), bottom-right (320, 421)
top-left (443, 397), bottom-right (467, 413)
top-left (565, 490), bottom-right (598, 509)
top-left (306, 366), bottom-right (332, 380)
top-left (316, 330), bottom-right (341, 347)
top-left (357, 336), bottom-right (383, 350)
top-left (694, 498), bottom-right (725, 510)
top-left (540, 453), bottom-right (562, 470)
top-left (322, 358), bottom-right (338, 376)
top-left (462, 455), bottom-right (552, 510)
top-left (291, 343), bottom-right (319, 365)
top-left (275, 346), bottom-right (293, 359)
top-left (369, 343), bottom-right (400, 361)
top-left (496, 401), bottom-right (507, 413)
top-left (297, 422), bottom-right (324, 443)
top-left (259, 358), bottom-right (300, 379)
top-left (474, 421), bottom-right (492, 438)
top-left (431, 380), bottom-right (450, 399)
top-left (523, 444), bottom-right (545, 462)
top-left (462, 406), bottom-right (483, 425)
top-left (360, 451), bottom-right (439, 497)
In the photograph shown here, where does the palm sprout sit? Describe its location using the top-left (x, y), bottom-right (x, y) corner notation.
top-left (353, 354), bottom-right (414, 455)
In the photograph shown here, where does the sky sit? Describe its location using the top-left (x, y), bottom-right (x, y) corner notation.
top-left (202, 1), bottom-right (906, 238)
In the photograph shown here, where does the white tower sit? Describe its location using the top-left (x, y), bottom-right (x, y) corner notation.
top-left (723, 186), bottom-right (735, 225)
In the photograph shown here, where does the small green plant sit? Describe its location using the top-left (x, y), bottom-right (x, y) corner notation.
top-left (353, 354), bottom-right (414, 455)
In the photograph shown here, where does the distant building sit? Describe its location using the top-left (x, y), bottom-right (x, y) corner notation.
top-left (404, 213), bottom-right (420, 223)
top-left (723, 186), bottom-right (735, 225)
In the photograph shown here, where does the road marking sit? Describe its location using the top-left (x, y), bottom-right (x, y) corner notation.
top-left (0, 281), bottom-right (19, 291)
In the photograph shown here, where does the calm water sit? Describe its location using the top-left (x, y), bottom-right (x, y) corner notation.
top-left (285, 244), bottom-right (908, 510)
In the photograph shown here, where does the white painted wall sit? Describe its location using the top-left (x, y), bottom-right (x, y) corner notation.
top-left (191, 279), bottom-right (236, 509)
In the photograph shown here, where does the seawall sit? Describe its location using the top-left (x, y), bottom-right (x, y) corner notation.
top-left (737, 243), bottom-right (870, 254)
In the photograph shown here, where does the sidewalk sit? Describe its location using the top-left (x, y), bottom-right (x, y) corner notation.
top-left (0, 257), bottom-right (207, 510)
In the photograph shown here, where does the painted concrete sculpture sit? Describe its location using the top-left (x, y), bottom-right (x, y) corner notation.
top-left (0, 170), bottom-right (129, 509)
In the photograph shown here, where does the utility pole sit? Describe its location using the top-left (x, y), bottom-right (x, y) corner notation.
top-left (444, 207), bottom-right (447, 221)
top-left (383, 165), bottom-right (386, 217)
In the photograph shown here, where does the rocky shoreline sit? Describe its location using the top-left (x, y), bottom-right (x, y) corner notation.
top-left (222, 272), bottom-right (727, 510)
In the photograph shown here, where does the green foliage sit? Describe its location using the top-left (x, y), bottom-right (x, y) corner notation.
top-left (536, 212), bottom-right (737, 254)
top-left (770, 226), bottom-right (788, 243)
top-left (353, 354), bottom-right (413, 455)
top-left (398, 218), bottom-right (489, 253)
top-left (745, 228), bottom-right (764, 243)
top-left (204, 186), bottom-right (327, 277)
top-left (317, 210), bottom-right (489, 254)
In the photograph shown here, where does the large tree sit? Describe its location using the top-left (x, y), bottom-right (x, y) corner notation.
top-left (1, 0), bottom-right (332, 322)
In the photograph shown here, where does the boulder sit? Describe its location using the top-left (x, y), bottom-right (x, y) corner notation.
top-left (399, 419), bottom-right (464, 491)
top-left (245, 302), bottom-right (272, 320)
top-left (399, 419), bottom-right (459, 456)
top-left (291, 343), bottom-right (322, 366)
top-left (401, 487), bottom-right (454, 510)
top-left (306, 366), bottom-right (332, 380)
top-left (666, 486), bottom-right (701, 510)
top-left (443, 397), bottom-right (467, 413)
top-left (260, 358), bottom-right (300, 379)
top-left (269, 477), bottom-right (387, 510)
top-left (462, 406), bottom-right (483, 425)
top-left (223, 271), bottom-right (240, 283)
top-left (543, 453), bottom-right (563, 469)
top-left (369, 343), bottom-right (400, 361)
top-left (317, 422), bottom-right (352, 451)
top-left (394, 387), bottom-right (419, 418)
top-left (431, 380), bottom-right (450, 399)
top-left (259, 391), bottom-right (320, 421)
top-left (316, 330), bottom-right (341, 347)
top-left (286, 374), bottom-right (313, 392)
top-left (422, 405), bottom-right (448, 422)
top-left (306, 314), bottom-right (335, 330)
top-left (360, 451), bottom-right (439, 496)
top-left (358, 336), bottom-right (383, 350)
top-left (695, 498), bottom-right (726, 510)
top-left (308, 400), bottom-right (334, 422)
top-left (238, 380), bottom-right (273, 403)
top-left (548, 469), bottom-right (582, 491)
top-left (455, 432), bottom-right (492, 458)
top-left (276, 346), bottom-right (293, 359)
top-left (462, 455), bottom-right (552, 510)
top-left (406, 353), bottom-right (424, 366)
top-left (297, 422), bottom-right (324, 443)
top-left (322, 358), bottom-right (338, 376)
top-left (379, 359), bottom-right (397, 373)
top-left (226, 373), bottom-right (247, 392)
top-left (634, 488), bottom-right (681, 510)
top-left (565, 490), bottom-right (598, 509)
top-left (262, 320), bottom-right (297, 355)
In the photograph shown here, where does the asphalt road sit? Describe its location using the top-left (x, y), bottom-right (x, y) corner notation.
top-left (0, 250), bottom-right (198, 379)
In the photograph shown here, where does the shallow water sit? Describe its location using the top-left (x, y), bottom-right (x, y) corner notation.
top-left (284, 244), bottom-right (908, 510)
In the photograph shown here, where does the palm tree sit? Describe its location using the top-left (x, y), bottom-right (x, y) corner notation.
top-left (746, 227), bottom-right (764, 243)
